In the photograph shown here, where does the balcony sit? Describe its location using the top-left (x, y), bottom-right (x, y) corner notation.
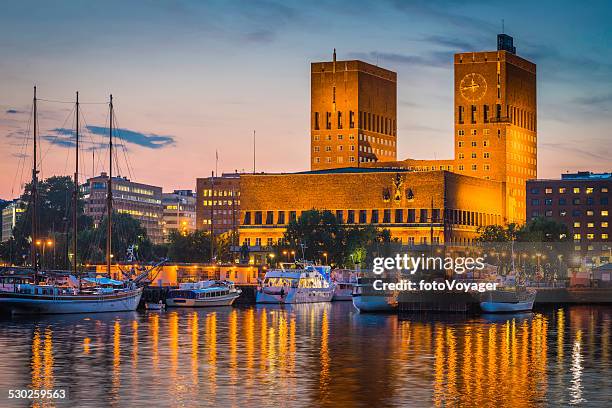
top-left (488, 116), bottom-right (511, 123)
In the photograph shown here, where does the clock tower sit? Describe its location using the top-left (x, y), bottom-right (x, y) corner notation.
top-left (454, 34), bottom-right (537, 224)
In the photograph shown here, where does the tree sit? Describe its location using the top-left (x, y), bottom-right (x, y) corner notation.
top-left (78, 212), bottom-right (152, 263)
top-left (166, 230), bottom-right (211, 263)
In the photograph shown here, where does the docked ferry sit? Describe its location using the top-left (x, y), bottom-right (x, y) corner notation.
top-left (352, 276), bottom-right (399, 313)
top-left (256, 262), bottom-right (334, 304)
top-left (166, 280), bottom-right (241, 307)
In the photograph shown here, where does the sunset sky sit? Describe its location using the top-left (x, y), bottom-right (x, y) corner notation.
top-left (1, 0), bottom-right (611, 199)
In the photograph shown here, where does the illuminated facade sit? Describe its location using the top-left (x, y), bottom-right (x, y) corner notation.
top-left (311, 50), bottom-right (397, 170)
top-left (238, 168), bottom-right (504, 249)
top-left (1, 199), bottom-right (25, 242)
top-left (454, 34), bottom-right (536, 223)
top-left (83, 173), bottom-right (163, 244)
top-left (162, 190), bottom-right (197, 241)
top-left (527, 172), bottom-right (610, 262)
top-left (196, 172), bottom-right (240, 235)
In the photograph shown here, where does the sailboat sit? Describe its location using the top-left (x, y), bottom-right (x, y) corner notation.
top-left (0, 90), bottom-right (159, 314)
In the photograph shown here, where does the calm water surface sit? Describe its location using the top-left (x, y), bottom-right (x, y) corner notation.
top-left (0, 303), bottom-right (610, 407)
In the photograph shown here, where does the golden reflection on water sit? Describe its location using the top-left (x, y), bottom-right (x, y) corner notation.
top-left (15, 305), bottom-right (609, 407)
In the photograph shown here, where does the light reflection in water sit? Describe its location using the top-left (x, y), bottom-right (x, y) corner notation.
top-left (3, 304), bottom-right (609, 407)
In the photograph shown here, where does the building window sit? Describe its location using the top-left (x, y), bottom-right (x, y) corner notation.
top-left (243, 212), bottom-right (251, 225)
top-left (371, 210), bottom-right (379, 223)
top-left (458, 165), bottom-right (464, 171)
top-left (358, 210), bottom-right (367, 223)
top-left (458, 106), bottom-right (464, 124)
top-left (471, 152), bottom-right (477, 159)
top-left (484, 129), bottom-right (490, 135)
top-left (560, 210), bottom-right (567, 216)
top-left (484, 164), bottom-right (490, 171)
top-left (458, 153), bottom-right (464, 159)
top-left (383, 209), bottom-right (391, 223)
top-left (603, 233), bottom-right (609, 240)
top-left (289, 211), bottom-right (296, 222)
top-left (347, 210), bottom-right (355, 223)
top-left (349, 111), bottom-right (355, 128)
top-left (255, 238), bottom-right (261, 246)
top-left (531, 199), bottom-right (540, 205)
top-left (603, 210), bottom-right (609, 216)
top-left (458, 141), bottom-right (464, 147)
top-left (587, 234), bottom-right (594, 240)
top-left (602, 222), bottom-right (609, 228)
top-left (587, 222), bottom-right (594, 228)
top-left (471, 164), bottom-right (477, 171)
top-left (420, 208), bottom-right (428, 222)
top-left (484, 152), bottom-right (490, 158)
top-left (395, 209), bottom-right (403, 223)
top-left (586, 187), bottom-right (593, 194)
top-left (483, 140), bottom-right (489, 147)
top-left (458, 130), bottom-right (465, 136)
top-left (314, 157), bottom-right (320, 163)
top-left (545, 210), bottom-right (553, 216)
top-left (314, 112), bottom-right (320, 130)
top-left (559, 187), bottom-right (566, 193)
top-left (573, 198), bottom-right (580, 205)
top-left (337, 111), bottom-right (343, 129)
top-left (325, 112), bottom-right (331, 129)
top-left (336, 210), bottom-right (344, 224)
top-left (471, 141), bottom-right (477, 147)
top-left (471, 129), bottom-right (477, 135)
top-left (545, 188), bottom-right (552, 194)
top-left (573, 187), bottom-right (580, 194)
top-left (266, 211), bottom-right (274, 225)
top-left (471, 105), bottom-right (476, 124)
top-left (602, 187), bottom-right (609, 193)
top-left (277, 211), bottom-right (285, 224)
top-left (337, 157), bottom-right (344, 163)
top-left (314, 146), bottom-right (320, 152)
top-left (573, 233), bottom-right (581, 241)
top-left (544, 198), bottom-right (552, 205)
top-left (574, 222), bottom-right (581, 228)
top-left (254, 211), bottom-right (263, 224)
top-left (601, 197), bottom-right (609, 205)
top-left (349, 156), bottom-right (355, 162)
top-left (559, 198), bottom-right (566, 205)
top-left (573, 210), bottom-right (581, 216)
top-left (325, 146), bottom-right (332, 152)
top-left (587, 210), bottom-right (594, 216)
top-left (326, 157), bottom-right (331, 163)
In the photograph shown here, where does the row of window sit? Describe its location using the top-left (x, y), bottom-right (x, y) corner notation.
top-left (242, 235), bottom-right (483, 247)
top-left (457, 104), bottom-right (535, 131)
top-left (572, 222), bottom-right (608, 228)
top-left (573, 233), bottom-right (609, 241)
top-left (530, 187), bottom-right (609, 194)
top-left (458, 152), bottom-right (491, 159)
top-left (202, 200), bottom-right (240, 206)
top-left (457, 164), bottom-right (491, 171)
top-left (242, 209), bottom-right (500, 227)
top-left (531, 197), bottom-right (609, 206)
top-left (201, 189), bottom-right (240, 197)
top-left (313, 133), bottom-right (397, 147)
top-left (458, 140), bottom-right (490, 147)
top-left (314, 145), bottom-right (355, 153)
top-left (531, 210), bottom-right (609, 217)
top-left (313, 111), bottom-right (396, 136)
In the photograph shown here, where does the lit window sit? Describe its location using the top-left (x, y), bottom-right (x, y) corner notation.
top-left (586, 187), bottom-right (593, 194)
top-left (471, 141), bottom-right (477, 147)
top-left (587, 222), bottom-right (594, 228)
top-left (545, 188), bottom-right (552, 194)
top-left (314, 146), bottom-right (320, 152)
top-left (587, 210), bottom-right (594, 216)
top-left (484, 129), bottom-right (490, 135)
top-left (484, 152), bottom-right (490, 158)
top-left (325, 157), bottom-right (331, 163)
top-left (602, 222), bottom-right (609, 228)
top-left (458, 165), bottom-right (464, 171)
top-left (314, 135), bottom-right (320, 141)
top-left (587, 234), bottom-right (594, 240)
top-left (471, 164), bottom-right (477, 171)
top-left (573, 233), bottom-right (581, 241)
top-left (603, 234), bottom-right (609, 240)
top-left (471, 152), bottom-right (477, 158)
top-left (458, 153), bottom-right (464, 159)
top-left (603, 210), bottom-right (609, 216)
top-left (471, 129), bottom-right (477, 135)
top-left (573, 187), bottom-right (580, 194)
top-left (349, 156), bottom-right (355, 162)
top-left (559, 187), bottom-right (566, 193)
top-left (314, 157), bottom-right (320, 163)
top-left (602, 187), bottom-right (609, 193)
top-left (573, 222), bottom-right (580, 228)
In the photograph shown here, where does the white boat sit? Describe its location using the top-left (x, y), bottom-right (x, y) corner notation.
top-left (0, 282), bottom-right (143, 314)
top-left (480, 287), bottom-right (536, 313)
top-left (166, 280), bottom-right (241, 307)
top-left (331, 269), bottom-right (357, 301)
top-left (256, 262), bottom-right (334, 304)
top-left (352, 277), bottom-right (398, 312)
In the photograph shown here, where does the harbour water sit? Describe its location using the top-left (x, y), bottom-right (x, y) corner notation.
top-left (0, 303), bottom-right (609, 407)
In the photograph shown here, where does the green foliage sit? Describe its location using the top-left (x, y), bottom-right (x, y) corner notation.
top-left (279, 209), bottom-right (391, 268)
top-left (166, 230), bottom-right (211, 263)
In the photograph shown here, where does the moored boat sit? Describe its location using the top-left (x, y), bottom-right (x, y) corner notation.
top-left (479, 287), bottom-right (536, 313)
top-left (352, 276), bottom-right (398, 313)
top-left (331, 269), bottom-right (357, 301)
top-left (166, 280), bottom-right (241, 307)
top-left (256, 262), bottom-right (334, 304)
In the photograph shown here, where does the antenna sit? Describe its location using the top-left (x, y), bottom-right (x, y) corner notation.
top-left (253, 130), bottom-right (256, 174)
top-left (502, 19), bottom-right (505, 34)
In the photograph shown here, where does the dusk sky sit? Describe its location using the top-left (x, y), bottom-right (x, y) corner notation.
top-left (1, 0), bottom-right (611, 199)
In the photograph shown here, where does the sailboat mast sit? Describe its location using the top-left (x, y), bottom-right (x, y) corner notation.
top-left (73, 91), bottom-right (79, 275)
top-left (31, 86), bottom-right (38, 273)
top-left (106, 94), bottom-right (113, 275)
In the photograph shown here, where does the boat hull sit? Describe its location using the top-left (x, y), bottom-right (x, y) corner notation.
top-left (480, 300), bottom-right (534, 313)
top-left (352, 294), bottom-right (398, 312)
top-left (166, 293), bottom-right (239, 307)
top-left (332, 287), bottom-right (354, 301)
top-left (256, 288), bottom-right (333, 304)
top-left (0, 289), bottom-right (143, 314)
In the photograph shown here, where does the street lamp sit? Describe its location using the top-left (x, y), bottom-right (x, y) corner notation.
top-left (323, 252), bottom-right (328, 265)
top-left (282, 250), bottom-right (288, 261)
top-left (290, 250), bottom-right (296, 261)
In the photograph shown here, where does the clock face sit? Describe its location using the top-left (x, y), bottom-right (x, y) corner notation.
top-left (460, 73), bottom-right (487, 102)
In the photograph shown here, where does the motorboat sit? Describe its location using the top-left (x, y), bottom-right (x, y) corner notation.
top-left (256, 262), bottom-right (334, 304)
top-left (166, 280), bottom-right (241, 307)
top-left (480, 286), bottom-right (537, 313)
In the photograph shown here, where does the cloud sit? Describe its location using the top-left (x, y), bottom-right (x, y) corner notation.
top-left (43, 126), bottom-right (176, 150)
top-left (540, 142), bottom-right (610, 162)
top-left (422, 35), bottom-right (480, 52)
top-left (347, 50), bottom-right (451, 69)
top-left (86, 126), bottom-right (176, 149)
top-left (573, 94), bottom-right (612, 110)
top-left (5, 109), bottom-right (22, 114)
top-left (244, 29), bottom-right (275, 43)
